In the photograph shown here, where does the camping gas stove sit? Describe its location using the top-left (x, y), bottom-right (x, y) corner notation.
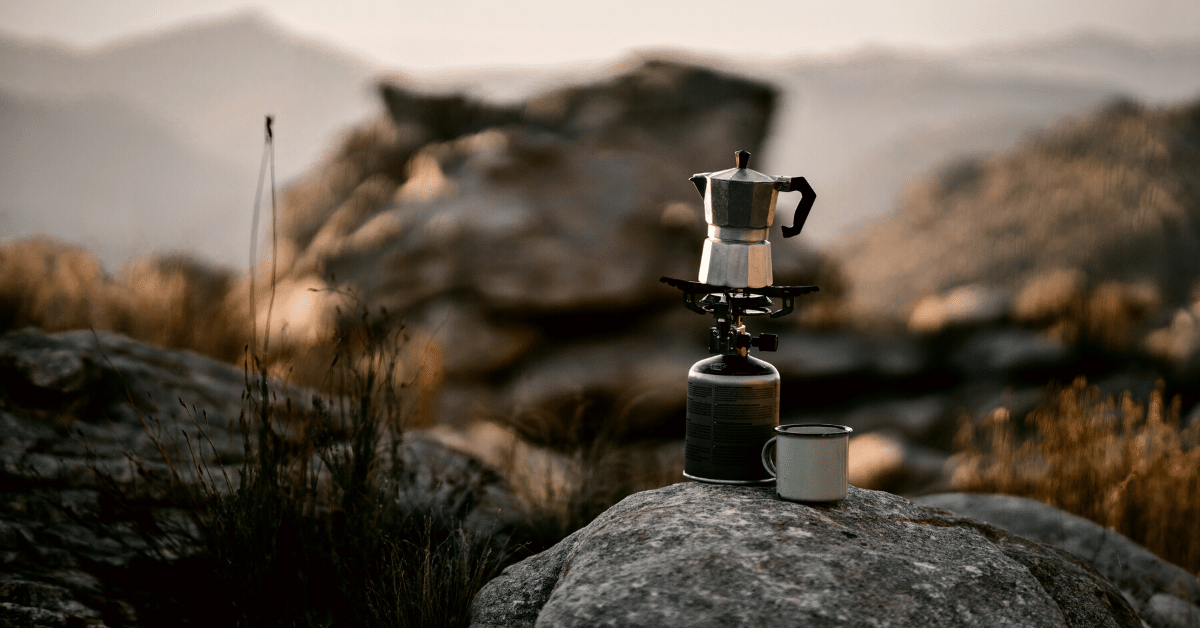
top-left (661, 150), bottom-right (818, 484)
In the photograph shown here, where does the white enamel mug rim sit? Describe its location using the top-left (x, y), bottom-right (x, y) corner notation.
top-left (773, 423), bottom-right (853, 438)
top-left (761, 423), bottom-right (853, 502)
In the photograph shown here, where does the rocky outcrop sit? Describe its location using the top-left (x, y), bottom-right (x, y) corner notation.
top-left (0, 326), bottom-right (248, 478)
top-left (916, 493), bottom-right (1200, 628)
top-left (0, 327), bottom-right (522, 626)
top-left (268, 59), bottom-right (841, 444)
top-left (0, 327), bottom-right (248, 625)
top-left (0, 580), bottom-right (104, 627)
top-left (843, 98), bottom-right (1200, 323)
top-left (279, 59), bottom-right (786, 316)
top-left (471, 482), bottom-right (1141, 628)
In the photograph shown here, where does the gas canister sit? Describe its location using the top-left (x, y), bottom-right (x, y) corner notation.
top-left (684, 354), bottom-right (779, 483)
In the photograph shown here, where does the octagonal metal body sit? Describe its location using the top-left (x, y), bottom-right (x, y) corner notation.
top-left (691, 153), bottom-right (792, 288)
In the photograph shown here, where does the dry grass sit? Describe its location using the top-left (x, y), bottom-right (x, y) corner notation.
top-left (0, 236), bottom-right (249, 363)
top-left (0, 238), bottom-right (441, 402)
top-left (98, 329), bottom-right (684, 625)
top-left (86, 308), bottom-right (509, 627)
top-left (188, 312), bottom-right (509, 627)
top-left (951, 377), bottom-right (1200, 575)
top-left (1011, 268), bottom-right (1162, 351)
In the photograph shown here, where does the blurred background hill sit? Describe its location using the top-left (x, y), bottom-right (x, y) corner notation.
top-left (0, 11), bottom-right (376, 171)
top-left (845, 97), bottom-right (1200, 320)
top-left (0, 12), bottom-right (377, 268)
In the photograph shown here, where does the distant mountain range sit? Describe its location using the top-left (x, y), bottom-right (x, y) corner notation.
top-left (951, 31), bottom-right (1200, 102)
top-left (1, 13), bottom-right (1198, 270)
top-left (753, 35), bottom-right (1200, 242)
top-left (0, 12), bottom-right (378, 173)
top-left (0, 89), bottom-right (252, 268)
top-left (0, 12), bottom-right (378, 270)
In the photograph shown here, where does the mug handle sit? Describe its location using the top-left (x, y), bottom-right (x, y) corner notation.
top-left (761, 437), bottom-right (778, 477)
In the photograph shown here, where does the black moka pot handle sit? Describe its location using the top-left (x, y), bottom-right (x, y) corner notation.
top-left (781, 177), bottom-right (816, 238)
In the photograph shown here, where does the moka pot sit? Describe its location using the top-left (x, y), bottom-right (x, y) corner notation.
top-left (690, 150), bottom-right (815, 288)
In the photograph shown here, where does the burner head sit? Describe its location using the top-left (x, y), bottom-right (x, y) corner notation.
top-left (659, 277), bottom-right (819, 320)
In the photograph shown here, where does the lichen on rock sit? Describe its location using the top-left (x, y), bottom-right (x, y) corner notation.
top-left (471, 482), bottom-right (1141, 628)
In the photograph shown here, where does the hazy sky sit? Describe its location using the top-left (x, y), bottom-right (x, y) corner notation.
top-left (4, 0), bottom-right (1200, 69)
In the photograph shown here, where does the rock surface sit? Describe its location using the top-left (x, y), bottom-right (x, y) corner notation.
top-left (915, 493), bottom-right (1200, 628)
top-left (1, 326), bottom-right (250, 469)
top-left (471, 482), bottom-right (1141, 628)
top-left (0, 327), bottom-right (522, 626)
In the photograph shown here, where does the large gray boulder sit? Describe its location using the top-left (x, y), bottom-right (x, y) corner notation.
top-left (471, 482), bottom-right (1140, 628)
top-left (0, 327), bottom-right (523, 625)
top-left (0, 326), bottom-right (249, 481)
top-left (915, 493), bottom-right (1200, 628)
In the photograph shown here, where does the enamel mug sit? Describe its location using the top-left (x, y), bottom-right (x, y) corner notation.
top-left (761, 424), bottom-right (853, 502)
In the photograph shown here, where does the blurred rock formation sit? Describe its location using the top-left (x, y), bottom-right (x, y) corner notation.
top-left (269, 59), bottom-right (838, 444)
top-left (843, 98), bottom-right (1200, 326)
top-left (6, 68), bottom-right (1200, 502)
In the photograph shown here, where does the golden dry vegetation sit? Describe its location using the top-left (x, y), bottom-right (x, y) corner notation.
top-left (952, 377), bottom-right (1200, 575)
top-left (0, 236), bottom-right (248, 362)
